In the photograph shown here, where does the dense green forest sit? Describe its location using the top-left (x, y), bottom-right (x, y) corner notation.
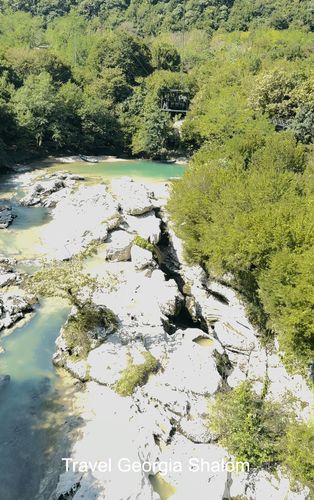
top-left (0, 0), bottom-right (313, 370)
top-left (0, 0), bottom-right (313, 165)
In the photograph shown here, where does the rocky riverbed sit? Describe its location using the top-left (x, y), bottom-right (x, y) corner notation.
top-left (1, 169), bottom-right (313, 500)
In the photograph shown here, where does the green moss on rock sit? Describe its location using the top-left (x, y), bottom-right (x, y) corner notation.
top-left (115, 351), bottom-right (159, 396)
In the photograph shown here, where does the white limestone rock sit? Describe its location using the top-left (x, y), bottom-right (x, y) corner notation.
top-left (151, 270), bottom-right (183, 317)
top-left (227, 366), bottom-right (247, 388)
top-left (41, 184), bottom-right (121, 259)
top-left (20, 178), bottom-right (65, 206)
top-left (0, 272), bottom-right (19, 287)
top-left (214, 320), bottom-right (257, 353)
top-left (158, 435), bottom-right (230, 500)
top-left (144, 329), bottom-right (221, 398)
top-left (0, 257), bottom-right (20, 287)
top-left (229, 469), bottom-right (310, 500)
top-left (54, 470), bottom-right (83, 500)
top-left (87, 338), bottom-right (149, 386)
top-left (246, 470), bottom-right (310, 500)
top-left (0, 256), bottom-right (20, 287)
top-left (124, 211), bottom-right (161, 244)
top-left (20, 172), bottom-right (84, 207)
top-left (179, 416), bottom-right (213, 443)
top-left (64, 358), bottom-right (89, 381)
top-left (105, 230), bottom-right (134, 261)
top-left (111, 177), bottom-right (157, 215)
top-left (0, 292), bottom-right (33, 330)
top-left (0, 203), bottom-right (14, 228)
top-left (131, 245), bottom-right (154, 270)
top-left (54, 382), bottom-right (158, 500)
top-left (93, 265), bottom-right (168, 332)
top-left (266, 353), bottom-right (314, 420)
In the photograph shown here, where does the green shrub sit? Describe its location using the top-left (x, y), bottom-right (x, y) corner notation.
top-left (63, 314), bottom-right (92, 359)
top-left (24, 259), bottom-right (97, 307)
top-left (281, 421), bottom-right (314, 492)
top-left (64, 305), bottom-right (118, 359)
top-left (259, 247), bottom-right (314, 372)
top-left (209, 382), bottom-right (291, 467)
top-left (168, 131), bottom-right (314, 369)
top-left (133, 235), bottom-right (155, 254)
top-left (115, 351), bottom-right (158, 396)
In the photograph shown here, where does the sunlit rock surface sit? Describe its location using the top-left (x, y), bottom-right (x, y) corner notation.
top-left (0, 292), bottom-right (34, 330)
top-left (16, 174), bottom-right (307, 500)
top-left (123, 211), bottom-right (161, 244)
top-left (110, 177), bottom-right (157, 215)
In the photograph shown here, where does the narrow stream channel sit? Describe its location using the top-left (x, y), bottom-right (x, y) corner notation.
top-left (0, 299), bottom-right (70, 500)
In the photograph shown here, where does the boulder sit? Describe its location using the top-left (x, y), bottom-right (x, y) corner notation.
top-left (0, 293), bottom-right (33, 330)
top-left (20, 172), bottom-right (84, 207)
top-left (243, 470), bottom-right (311, 500)
top-left (54, 382), bottom-right (158, 500)
top-left (93, 265), bottom-right (172, 332)
top-left (151, 270), bottom-right (183, 317)
top-left (0, 256), bottom-right (21, 287)
top-left (111, 177), bottom-right (156, 215)
top-left (157, 435), bottom-right (230, 500)
top-left (227, 366), bottom-right (247, 388)
top-left (214, 320), bottom-right (257, 353)
top-left (131, 245), bottom-right (154, 270)
top-left (105, 230), bottom-right (134, 261)
top-left (0, 272), bottom-right (18, 288)
top-left (41, 184), bottom-right (121, 259)
top-left (66, 174), bottom-right (85, 181)
top-left (54, 469), bottom-right (83, 500)
top-left (179, 415), bottom-right (213, 443)
top-left (0, 203), bottom-right (14, 228)
top-left (266, 353), bottom-right (314, 420)
top-left (144, 329), bottom-right (221, 398)
top-left (20, 178), bottom-right (65, 206)
top-left (124, 211), bottom-right (161, 244)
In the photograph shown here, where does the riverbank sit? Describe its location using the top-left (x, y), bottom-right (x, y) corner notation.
top-left (10, 155), bottom-right (188, 172)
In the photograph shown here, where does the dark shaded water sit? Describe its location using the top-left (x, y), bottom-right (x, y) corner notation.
top-left (0, 300), bottom-right (70, 500)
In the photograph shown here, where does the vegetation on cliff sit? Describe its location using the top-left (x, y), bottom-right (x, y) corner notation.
top-left (167, 29), bottom-right (314, 373)
top-left (209, 382), bottom-right (314, 491)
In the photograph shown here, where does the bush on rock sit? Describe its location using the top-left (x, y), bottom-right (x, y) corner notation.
top-left (209, 382), bottom-right (291, 468)
top-left (281, 420), bottom-right (314, 492)
top-left (133, 235), bottom-right (155, 254)
top-left (115, 351), bottom-right (158, 397)
top-left (63, 305), bottom-right (118, 359)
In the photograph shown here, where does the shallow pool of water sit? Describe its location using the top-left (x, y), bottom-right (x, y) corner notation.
top-left (48, 159), bottom-right (185, 181)
top-left (0, 298), bottom-right (70, 500)
top-left (0, 204), bottom-right (51, 260)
